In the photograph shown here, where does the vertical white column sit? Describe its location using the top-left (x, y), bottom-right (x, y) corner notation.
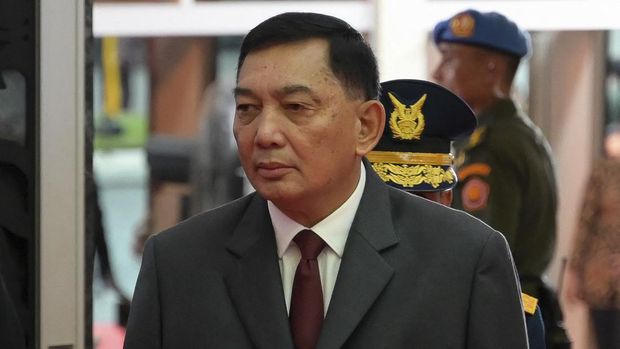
top-left (39, 0), bottom-right (85, 348)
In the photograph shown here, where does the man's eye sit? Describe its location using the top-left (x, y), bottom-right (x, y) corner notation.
top-left (236, 104), bottom-right (252, 112)
top-left (237, 104), bottom-right (263, 115)
top-left (235, 104), bottom-right (260, 124)
top-left (285, 103), bottom-right (306, 112)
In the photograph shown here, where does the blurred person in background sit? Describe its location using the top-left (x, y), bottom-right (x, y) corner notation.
top-left (432, 9), bottom-right (569, 348)
top-left (567, 122), bottom-right (620, 349)
top-left (369, 78), bottom-right (545, 349)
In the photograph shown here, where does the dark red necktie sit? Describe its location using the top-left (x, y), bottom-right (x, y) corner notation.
top-left (289, 230), bottom-right (326, 349)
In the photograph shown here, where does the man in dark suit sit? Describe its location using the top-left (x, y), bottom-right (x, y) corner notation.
top-left (124, 12), bottom-right (527, 349)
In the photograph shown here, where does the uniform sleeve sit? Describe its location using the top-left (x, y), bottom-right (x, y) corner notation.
top-left (124, 236), bottom-right (162, 349)
top-left (525, 306), bottom-right (546, 349)
top-left (454, 150), bottom-right (522, 249)
top-left (467, 231), bottom-right (528, 349)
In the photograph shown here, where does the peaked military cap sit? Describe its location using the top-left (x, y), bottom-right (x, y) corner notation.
top-left (368, 79), bottom-right (476, 192)
top-left (433, 9), bottom-right (531, 58)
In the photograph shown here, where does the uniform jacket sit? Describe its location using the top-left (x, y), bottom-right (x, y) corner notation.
top-left (453, 99), bottom-right (557, 292)
top-left (124, 163), bottom-right (527, 349)
top-left (571, 157), bottom-right (620, 309)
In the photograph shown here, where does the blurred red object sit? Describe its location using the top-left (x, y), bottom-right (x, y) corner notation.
top-left (94, 323), bottom-right (126, 349)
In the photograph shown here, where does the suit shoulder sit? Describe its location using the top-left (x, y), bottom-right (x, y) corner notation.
top-left (386, 188), bottom-right (513, 278)
top-left (153, 193), bottom-right (257, 247)
top-left (389, 187), bottom-right (499, 244)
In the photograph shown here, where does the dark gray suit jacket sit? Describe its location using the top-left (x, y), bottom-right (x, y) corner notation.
top-left (124, 165), bottom-right (527, 349)
top-left (0, 271), bottom-right (26, 349)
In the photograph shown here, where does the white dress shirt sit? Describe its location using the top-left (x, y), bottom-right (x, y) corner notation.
top-left (268, 162), bottom-right (366, 316)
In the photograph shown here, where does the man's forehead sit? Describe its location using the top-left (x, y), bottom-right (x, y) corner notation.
top-left (439, 42), bottom-right (471, 53)
top-left (234, 84), bottom-right (318, 98)
top-left (439, 42), bottom-right (489, 58)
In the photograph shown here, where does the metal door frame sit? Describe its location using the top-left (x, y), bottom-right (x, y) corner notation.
top-left (38, 1), bottom-right (86, 348)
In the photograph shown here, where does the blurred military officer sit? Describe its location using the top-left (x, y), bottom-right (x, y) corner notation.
top-left (369, 78), bottom-right (545, 349)
top-left (432, 10), bottom-right (568, 348)
top-left (368, 79), bottom-right (473, 200)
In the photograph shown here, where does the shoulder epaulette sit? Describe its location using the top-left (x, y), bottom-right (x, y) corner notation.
top-left (467, 126), bottom-right (486, 149)
top-left (521, 292), bottom-right (538, 315)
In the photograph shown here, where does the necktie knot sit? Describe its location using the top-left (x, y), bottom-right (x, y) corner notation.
top-left (294, 230), bottom-right (326, 260)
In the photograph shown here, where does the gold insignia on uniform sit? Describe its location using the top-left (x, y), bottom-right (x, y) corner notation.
top-left (454, 127), bottom-right (486, 167)
top-left (461, 177), bottom-right (489, 211)
top-left (457, 163), bottom-right (491, 181)
top-left (370, 163), bottom-right (454, 189)
top-left (368, 151), bottom-right (455, 188)
top-left (367, 151), bottom-right (453, 166)
top-left (521, 293), bottom-right (538, 315)
top-left (388, 92), bottom-right (426, 140)
top-left (450, 12), bottom-right (475, 37)
top-left (468, 127), bottom-right (486, 149)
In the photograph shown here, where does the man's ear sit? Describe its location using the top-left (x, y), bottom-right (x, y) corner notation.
top-left (485, 53), bottom-right (511, 85)
top-left (355, 100), bottom-right (385, 156)
top-left (484, 57), bottom-right (500, 82)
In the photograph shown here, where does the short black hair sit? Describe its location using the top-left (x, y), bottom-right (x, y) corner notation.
top-left (237, 12), bottom-right (380, 100)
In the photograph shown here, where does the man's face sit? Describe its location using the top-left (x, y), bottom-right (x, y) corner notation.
top-left (234, 38), bottom-right (365, 224)
top-left (432, 42), bottom-right (490, 108)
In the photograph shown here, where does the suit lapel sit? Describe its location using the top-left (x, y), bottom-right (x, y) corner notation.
top-left (225, 194), bottom-right (294, 349)
top-left (317, 162), bottom-right (398, 349)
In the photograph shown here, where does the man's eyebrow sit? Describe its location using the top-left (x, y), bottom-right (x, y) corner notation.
top-left (279, 85), bottom-right (321, 102)
top-left (233, 87), bottom-right (255, 98)
top-left (233, 85), bottom-right (321, 103)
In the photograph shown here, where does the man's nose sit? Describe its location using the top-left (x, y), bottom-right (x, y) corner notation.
top-left (254, 109), bottom-right (286, 148)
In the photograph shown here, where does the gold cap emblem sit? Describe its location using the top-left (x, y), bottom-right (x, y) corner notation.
top-left (388, 92), bottom-right (426, 140)
top-left (450, 12), bottom-right (475, 37)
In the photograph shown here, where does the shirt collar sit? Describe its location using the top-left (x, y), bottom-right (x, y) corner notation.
top-left (269, 162), bottom-right (366, 258)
